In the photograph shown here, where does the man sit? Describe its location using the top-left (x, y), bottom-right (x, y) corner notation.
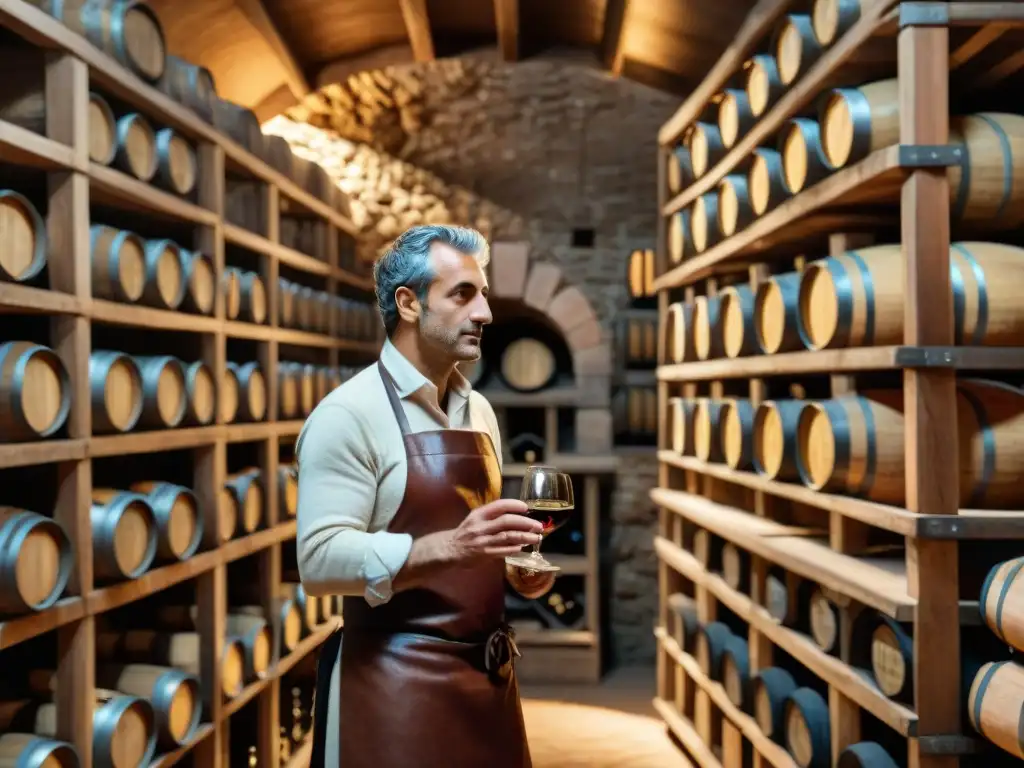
top-left (297, 224), bottom-right (554, 767)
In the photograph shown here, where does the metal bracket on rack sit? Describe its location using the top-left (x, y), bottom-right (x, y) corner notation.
top-left (897, 144), bottom-right (962, 168)
top-left (917, 734), bottom-right (983, 755)
top-left (898, 3), bottom-right (950, 28)
top-left (915, 515), bottom-right (1024, 540)
top-left (894, 346), bottom-right (1024, 369)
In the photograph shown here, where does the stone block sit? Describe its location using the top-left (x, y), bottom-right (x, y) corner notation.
top-left (489, 241), bottom-right (530, 299)
top-left (547, 286), bottom-right (596, 335)
top-left (576, 376), bottom-right (611, 407)
top-left (523, 263), bottom-right (562, 312)
top-left (573, 344), bottom-right (613, 377)
top-left (575, 408), bottom-right (613, 454)
top-left (566, 317), bottom-right (603, 351)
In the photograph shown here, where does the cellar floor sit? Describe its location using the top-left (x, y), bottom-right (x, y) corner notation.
top-left (520, 666), bottom-right (691, 767)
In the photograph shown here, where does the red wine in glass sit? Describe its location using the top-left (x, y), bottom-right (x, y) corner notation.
top-left (506, 465), bottom-right (574, 573)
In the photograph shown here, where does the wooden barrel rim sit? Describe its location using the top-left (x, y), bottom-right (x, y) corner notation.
top-left (3, 342), bottom-right (72, 438)
top-left (836, 742), bottom-right (900, 768)
top-left (796, 253), bottom-right (874, 351)
top-left (93, 695), bottom-right (157, 768)
top-left (151, 669), bottom-right (201, 745)
top-left (0, 190), bottom-right (47, 283)
top-left (0, 510), bottom-right (74, 612)
top-left (816, 86), bottom-right (874, 170)
top-left (796, 398), bottom-right (877, 493)
top-left (5, 735), bottom-right (78, 766)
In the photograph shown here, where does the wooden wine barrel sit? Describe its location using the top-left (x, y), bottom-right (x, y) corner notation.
top-left (783, 687), bottom-right (831, 768)
top-left (90, 224), bottom-right (146, 303)
top-left (620, 313), bottom-right (657, 366)
top-left (212, 98), bottom-right (264, 156)
top-left (667, 209), bottom-right (693, 265)
top-left (720, 634), bottom-right (751, 709)
top-left (127, 482), bottom-right (203, 561)
top-left (156, 55), bottom-right (217, 123)
top-left (500, 338), bottom-right (556, 393)
top-left (229, 362), bottom-right (267, 422)
top-left (238, 270), bottom-right (268, 325)
top-left (755, 271), bottom-right (802, 354)
top-left (87, 91), bottom-right (118, 165)
top-left (867, 614), bottom-right (912, 700)
top-left (744, 54), bottom-right (784, 119)
top-left (113, 112), bottom-right (157, 182)
top-left (182, 360), bottom-right (215, 426)
top-left (297, 363), bottom-right (316, 416)
top-left (773, 14), bottom-right (824, 86)
top-left (687, 122), bottom-right (726, 178)
top-left (748, 147), bottom-right (790, 215)
top-left (142, 238), bottom-right (186, 310)
top-left (980, 557), bottom-right (1024, 654)
top-left (722, 542), bottom-right (750, 591)
top-left (779, 118), bottom-right (832, 194)
top-left (695, 621), bottom-right (733, 680)
top-left (96, 663), bottom-right (201, 749)
top-left (947, 114), bottom-right (1024, 227)
top-left (817, 78), bottom-right (899, 169)
top-left (238, 600), bottom-right (303, 652)
top-left (795, 390), bottom-right (906, 504)
top-left (225, 614), bottom-right (273, 681)
top-left (626, 248), bottom-right (656, 300)
top-left (134, 355), bottom-right (187, 430)
top-left (613, 386), bottom-right (657, 438)
top-left (284, 582), bottom-right (319, 634)
top-left (668, 397), bottom-right (696, 455)
top-left (220, 363), bottom-right (239, 424)
top-left (808, 588), bottom-right (840, 655)
top-left (0, 732), bottom-right (78, 767)
top-left (717, 88), bottom-right (756, 149)
top-left (0, 341), bottom-right (72, 441)
top-left (766, 568), bottom-right (812, 629)
top-left (179, 250), bottom-right (215, 315)
top-left (0, 508), bottom-right (72, 614)
top-left (663, 302), bottom-right (693, 363)
top-left (90, 491), bottom-right (157, 582)
top-left (89, 349), bottom-right (144, 434)
top-left (224, 470), bottom-right (264, 535)
top-left (956, 378), bottom-right (1024, 509)
top-left (692, 295), bottom-right (723, 360)
top-left (693, 398), bottom-right (725, 463)
top-left (264, 134), bottom-right (295, 178)
top-left (797, 243), bottom-right (1024, 350)
top-left (99, 629), bottom-right (245, 700)
top-left (278, 278), bottom-right (298, 328)
top-left (153, 128), bottom-right (197, 196)
top-left (690, 193), bottom-right (721, 253)
top-left (693, 529), bottom-right (722, 571)
top-left (836, 742), bottom-right (900, 768)
top-left (753, 399), bottom-right (808, 481)
top-left (968, 660), bottom-right (1024, 760)
top-left (0, 189), bottom-right (46, 284)
top-left (720, 398), bottom-right (755, 470)
top-left (667, 593), bottom-right (699, 651)
top-left (278, 363), bottom-right (300, 419)
top-left (719, 284), bottom-right (757, 358)
top-left (78, 0), bottom-right (167, 82)
top-left (2, 690), bottom-right (157, 768)
top-left (279, 464), bottom-right (299, 518)
top-left (812, 0), bottom-right (862, 46)
top-left (717, 175), bottom-right (754, 238)
top-left (222, 267), bottom-right (242, 321)
top-left (667, 145), bottom-right (693, 194)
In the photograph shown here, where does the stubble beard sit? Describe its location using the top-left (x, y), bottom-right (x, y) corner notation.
top-left (420, 309), bottom-right (482, 363)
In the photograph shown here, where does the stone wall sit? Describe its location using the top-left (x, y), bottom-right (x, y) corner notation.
top-left (265, 50), bottom-right (678, 666)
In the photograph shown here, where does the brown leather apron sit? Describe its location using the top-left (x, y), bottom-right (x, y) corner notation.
top-left (308, 360), bottom-right (532, 768)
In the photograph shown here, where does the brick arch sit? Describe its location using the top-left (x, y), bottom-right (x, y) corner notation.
top-left (488, 242), bottom-right (612, 385)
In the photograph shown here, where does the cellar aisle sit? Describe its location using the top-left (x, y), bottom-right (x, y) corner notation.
top-left (521, 667), bottom-right (691, 767)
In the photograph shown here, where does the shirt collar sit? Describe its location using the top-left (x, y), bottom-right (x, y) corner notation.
top-left (379, 338), bottom-right (473, 402)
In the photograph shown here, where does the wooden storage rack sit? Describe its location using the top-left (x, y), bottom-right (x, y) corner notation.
top-left (652, 2), bottom-right (1024, 768)
top-left (0, 2), bottom-right (379, 766)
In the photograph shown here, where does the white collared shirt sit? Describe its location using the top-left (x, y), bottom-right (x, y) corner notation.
top-left (295, 338), bottom-right (503, 606)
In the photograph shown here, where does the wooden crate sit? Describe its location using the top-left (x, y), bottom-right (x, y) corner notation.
top-left (652, 2), bottom-right (1024, 767)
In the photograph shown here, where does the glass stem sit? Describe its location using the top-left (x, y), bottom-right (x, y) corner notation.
top-left (531, 539), bottom-right (542, 556)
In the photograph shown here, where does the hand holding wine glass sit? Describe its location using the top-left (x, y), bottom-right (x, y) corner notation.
top-left (505, 465), bottom-right (574, 574)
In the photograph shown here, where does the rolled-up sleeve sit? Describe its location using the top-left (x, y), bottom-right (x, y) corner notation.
top-left (295, 403), bottom-right (413, 606)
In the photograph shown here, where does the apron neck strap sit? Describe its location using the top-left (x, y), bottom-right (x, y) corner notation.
top-left (377, 359), bottom-right (412, 436)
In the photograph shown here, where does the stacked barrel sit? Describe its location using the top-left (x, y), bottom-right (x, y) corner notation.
top-left (654, 1), bottom-right (1024, 767)
top-left (614, 248), bottom-right (659, 445)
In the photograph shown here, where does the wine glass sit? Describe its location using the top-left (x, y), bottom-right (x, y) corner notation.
top-left (505, 465), bottom-right (574, 573)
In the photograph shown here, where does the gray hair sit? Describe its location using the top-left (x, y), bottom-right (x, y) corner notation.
top-left (373, 224), bottom-right (491, 335)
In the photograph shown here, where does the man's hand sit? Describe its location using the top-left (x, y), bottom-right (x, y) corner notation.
top-left (393, 499), bottom-right (543, 592)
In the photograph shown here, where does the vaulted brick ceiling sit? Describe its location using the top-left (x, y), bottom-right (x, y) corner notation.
top-left (146, 0), bottom-right (757, 120)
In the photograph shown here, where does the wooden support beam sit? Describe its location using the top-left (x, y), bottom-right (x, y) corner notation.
top-left (493, 0), bottom-right (520, 62)
top-left (235, 0), bottom-right (311, 101)
top-left (398, 0), bottom-right (436, 63)
top-left (602, 0), bottom-right (631, 76)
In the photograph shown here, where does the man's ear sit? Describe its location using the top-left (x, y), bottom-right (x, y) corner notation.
top-left (395, 286), bottom-right (420, 325)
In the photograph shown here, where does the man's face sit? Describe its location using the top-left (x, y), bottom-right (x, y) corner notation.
top-left (418, 242), bottom-right (492, 362)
